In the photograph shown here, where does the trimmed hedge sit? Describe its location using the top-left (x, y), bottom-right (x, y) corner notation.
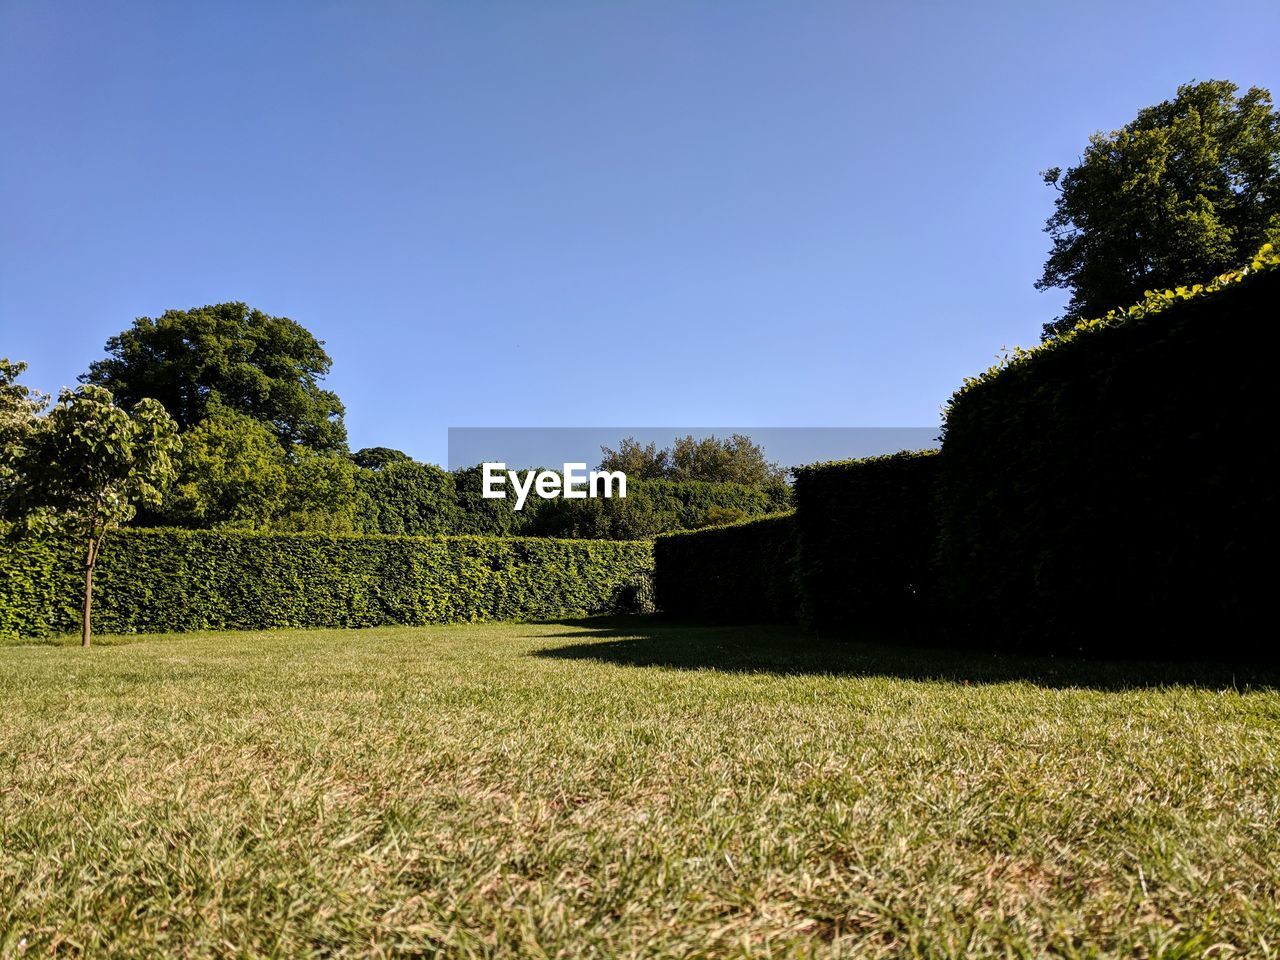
top-left (792, 451), bottom-right (940, 631)
top-left (652, 513), bottom-right (798, 622)
top-left (651, 455), bottom-right (940, 630)
top-left (938, 257), bottom-right (1278, 653)
top-left (0, 528), bottom-right (653, 639)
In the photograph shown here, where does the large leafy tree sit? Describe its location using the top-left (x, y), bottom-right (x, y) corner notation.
top-left (1038, 80), bottom-right (1280, 338)
top-left (13, 386), bottom-right (179, 646)
top-left (82, 302), bottom-right (347, 451)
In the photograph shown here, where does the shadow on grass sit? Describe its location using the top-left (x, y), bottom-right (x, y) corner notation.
top-left (529, 616), bottom-right (1280, 692)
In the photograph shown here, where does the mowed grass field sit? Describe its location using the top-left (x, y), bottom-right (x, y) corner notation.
top-left (2, 621), bottom-right (1278, 959)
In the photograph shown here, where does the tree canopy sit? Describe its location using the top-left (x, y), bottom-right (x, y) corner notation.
top-left (599, 434), bottom-right (787, 490)
top-left (1037, 80), bottom-right (1280, 338)
top-left (274, 448), bottom-right (360, 534)
top-left (164, 404), bottom-right (288, 530)
top-left (351, 446), bottom-right (413, 470)
top-left (82, 302), bottom-right (347, 451)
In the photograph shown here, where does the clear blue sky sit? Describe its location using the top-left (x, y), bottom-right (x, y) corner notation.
top-left (3, 1), bottom-right (1277, 466)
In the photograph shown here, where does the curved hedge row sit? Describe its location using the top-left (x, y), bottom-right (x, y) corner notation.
top-left (649, 249), bottom-right (1277, 654)
top-left (652, 513), bottom-right (798, 622)
top-left (0, 528), bottom-right (653, 639)
top-left (938, 256), bottom-right (1278, 653)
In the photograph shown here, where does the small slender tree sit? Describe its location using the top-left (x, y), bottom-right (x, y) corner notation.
top-left (15, 385), bottom-right (179, 646)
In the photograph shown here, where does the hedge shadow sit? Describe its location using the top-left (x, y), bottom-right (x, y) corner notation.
top-left (529, 618), bottom-right (1280, 691)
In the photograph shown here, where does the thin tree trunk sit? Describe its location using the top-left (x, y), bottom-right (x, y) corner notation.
top-left (82, 537), bottom-right (97, 648)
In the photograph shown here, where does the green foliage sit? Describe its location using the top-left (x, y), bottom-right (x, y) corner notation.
top-left (351, 446), bottom-right (412, 470)
top-left (1039, 80), bottom-right (1280, 338)
top-left (668, 433), bottom-right (787, 488)
top-left (7, 384), bottom-right (181, 644)
top-left (939, 253), bottom-right (1279, 654)
top-left (595, 438), bottom-right (670, 480)
top-left (0, 359), bottom-right (48, 521)
top-left (354, 460), bottom-right (458, 536)
top-left (0, 529), bottom-right (653, 638)
top-left (599, 434), bottom-right (788, 490)
top-left (439, 467), bottom-right (785, 540)
top-left (524, 487), bottom-right (673, 540)
top-left (163, 405), bottom-right (287, 529)
top-left (792, 451), bottom-right (941, 631)
top-left (12, 385), bottom-right (180, 541)
top-left (653, 513), bottom-right (798, 622)
top-left (158, 422), bottom-right (454, 537)
top-left (1004, 243), bottom-right (1278, 377)
top-left (82, 302), bottom-right (347, 451)
top-left (610, 570), bottom-right (656, 615)
top-left (703, 505), bottom-right (750, 527)
top-left (450, 465), bottom-right (521, 537)
top-left (275, 449), bottom-right (360, 534)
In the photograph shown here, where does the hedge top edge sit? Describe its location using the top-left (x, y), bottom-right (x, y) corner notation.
top-left (48, 525), bottom-right (655, 548)
top-left (949, 242), bottom-right (1279, 406)
top-left (652, 510), bottom-right (795, 540)
top-left (791, 448), bottom-right (940, 478)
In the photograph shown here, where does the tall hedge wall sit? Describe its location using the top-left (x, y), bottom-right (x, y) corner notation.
top-left (0, 528), bottom-right (653, 639)
top-left (938, 262), bottom-right (1278, 654)
top-left (792, 451), bottom-right (940, 631)
top-left (652, 513), bottom-right (798, 622)
top-left (651, 454), bottom-right (941, 630)
top-left (647, 252), bottom-right (1277, 652)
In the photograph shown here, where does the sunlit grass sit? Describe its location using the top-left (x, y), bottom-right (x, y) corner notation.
top-left (2, 621), bottom-right (1278, 957)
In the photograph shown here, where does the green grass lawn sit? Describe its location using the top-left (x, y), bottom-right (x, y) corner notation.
top-left (2, 620), bottom-right (1278, 958)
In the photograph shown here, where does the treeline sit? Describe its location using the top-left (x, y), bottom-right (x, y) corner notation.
top-left (149, 439), bottom-right (788, 540)
top-left (141, 411), bottom-right (789, 538)
top-left (5, 302), bottom-right (790, 541)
